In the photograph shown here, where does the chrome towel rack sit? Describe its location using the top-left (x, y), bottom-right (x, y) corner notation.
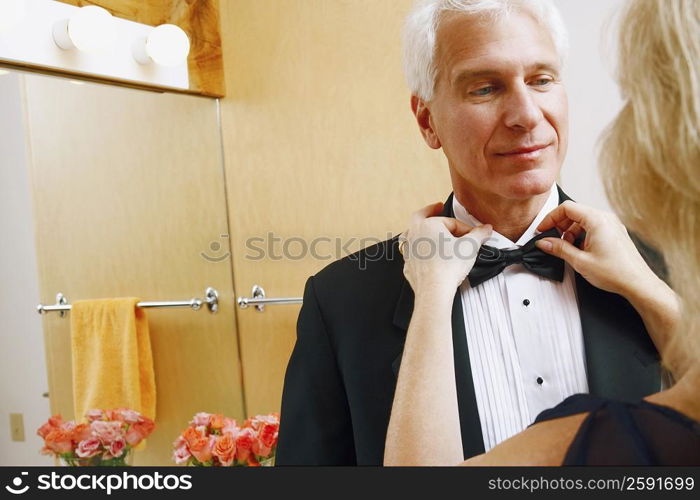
top-left (37, 287), bottom-right (220, 317)
top-left (237, 285), bottom-right (302, 312)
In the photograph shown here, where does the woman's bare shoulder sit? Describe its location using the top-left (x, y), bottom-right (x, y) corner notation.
top-left (461, 412), bottom-right (589, 466)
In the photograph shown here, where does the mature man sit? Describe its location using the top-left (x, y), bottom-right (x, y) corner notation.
top-left (276, 0), bottom-right (661, 465)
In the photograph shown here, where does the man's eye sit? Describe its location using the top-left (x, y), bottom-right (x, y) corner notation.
top-left (470, 86), bottom-right (495, 96)
top-left (532, 78), bottom-right (553, 87)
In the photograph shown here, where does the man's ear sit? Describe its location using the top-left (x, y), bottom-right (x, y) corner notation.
top-left (411, 95), bottom-right (441, 150)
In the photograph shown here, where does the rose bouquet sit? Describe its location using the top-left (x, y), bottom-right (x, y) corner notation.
top-left (37, 408), bottom-right (155, 466)
top-left (173, 412), bottom-right (279, 466)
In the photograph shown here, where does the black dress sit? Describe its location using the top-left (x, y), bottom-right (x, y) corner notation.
top-left (532, 394), bottom-right (700, 465)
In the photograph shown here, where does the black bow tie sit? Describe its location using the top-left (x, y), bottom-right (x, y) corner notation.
top-left (467, 227), bottom-right (565, 287)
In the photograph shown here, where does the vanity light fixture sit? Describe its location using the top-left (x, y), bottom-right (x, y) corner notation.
top-left (52, 5), bottom-right (116, 53)
top-left (0, 0), bottom-right (189, 90)
top-left (132, 24), bottom-right (190, 67)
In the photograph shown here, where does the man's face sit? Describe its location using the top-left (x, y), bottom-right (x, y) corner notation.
top-left (414, 10), bottom-right (568, 202)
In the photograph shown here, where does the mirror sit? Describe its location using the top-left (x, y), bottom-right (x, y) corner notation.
top-left (0, 68), bottom-right (245, 466)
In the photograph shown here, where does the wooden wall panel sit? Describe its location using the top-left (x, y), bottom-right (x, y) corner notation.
top-left (218, 0), bottom-right (453, 416)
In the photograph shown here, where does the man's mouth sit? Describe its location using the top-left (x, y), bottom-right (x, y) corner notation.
top-left (496, 143), bottom-right (550, 159)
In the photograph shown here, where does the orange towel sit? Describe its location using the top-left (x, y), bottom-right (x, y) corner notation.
top-left (70, 298), bottom-right (156, 423)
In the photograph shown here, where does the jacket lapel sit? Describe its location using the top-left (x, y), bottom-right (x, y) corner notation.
top-left (391, 193), bottom-right (485, 459)
top-left (556, 187), bottom-right (660, 400)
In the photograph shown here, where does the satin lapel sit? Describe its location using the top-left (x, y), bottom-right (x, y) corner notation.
top-left (391, 192), bottom-right (485, 458)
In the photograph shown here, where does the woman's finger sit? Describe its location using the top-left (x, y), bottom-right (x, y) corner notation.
top-left (560, 221), bottom-right (584, 246)
top-left (412, 202), bottom-right (444, 223)
top-left (461, 224), bottom-right (493, 247)
top-left (537, 201), bottom-right (592, 233)
top-left (441, 217), bottom-right (475, 237)
top-left (535, 236), bottom-right (584, 265)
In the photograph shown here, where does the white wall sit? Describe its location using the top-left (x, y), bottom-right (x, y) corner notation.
top-left (557, 0), bottom-right (627, 210)
top-left (0, 70), bottom-right (53, 465)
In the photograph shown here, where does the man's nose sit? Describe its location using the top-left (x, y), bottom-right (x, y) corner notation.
top-left (502, 85), bottom-right (543, 131)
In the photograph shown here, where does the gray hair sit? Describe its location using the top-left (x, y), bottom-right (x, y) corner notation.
top-left (402, 0), bottom-right (569, 101)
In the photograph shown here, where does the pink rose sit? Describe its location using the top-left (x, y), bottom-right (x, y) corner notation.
top-left (173, 444), bottom-right (191, 465)
top-left (104, 409), bottom-right (126, 422)
top-left (173, 435), bottom-right (187, 449)
top-left (108, 438), bottom-right (126, 458)
top-left (191, 412), bottom-right (211, 427)
top-left (246, 414), bottom-right (279, 432)
top-left (61, 421), bottom-right (76, 433)
top-left (222, 417), bottom-right (238, 435)
top-left (76, 438), bottom-right (101, 458)
top-left (125, 427), bottom-right (142, 446)
top-left (92, 420), bottom-right (125, 444)
top-left (85, 409), bottom-right (105, 422)
top-left (118, 409), bottom-right (142, 424)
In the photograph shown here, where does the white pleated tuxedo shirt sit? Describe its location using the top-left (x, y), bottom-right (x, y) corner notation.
top-left (453, 184), bottom-right (589, 451)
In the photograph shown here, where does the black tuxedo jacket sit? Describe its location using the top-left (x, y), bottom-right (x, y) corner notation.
top-left (276, 187), bottom-right (662, 465)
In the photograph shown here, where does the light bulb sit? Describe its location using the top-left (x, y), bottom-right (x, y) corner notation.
top-left (132, 24), bottom-right (190, 67)
top-left (0, 0), bottom-right (26, 35)
top-left (53, 5), bottom-right (116, 54)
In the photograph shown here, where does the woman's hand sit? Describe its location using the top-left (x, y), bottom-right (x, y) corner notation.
top-left (535, 200), bottom-right (659, 299)
top-left (537, 200), bottom-right (683, 374)
top-left (401, 202), bottom-right (493, 295)
top-left (386, 202), bottom-right (491, 466)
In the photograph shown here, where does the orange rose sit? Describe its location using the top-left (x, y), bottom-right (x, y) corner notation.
top-left (235, 427), bottom-right (255, 462)
top-left (48, 415), bottom-right (63, 427)
top-left (72, 423), bottom-right (92, 443)
top-left (209, 414), bottom-right (225, 430)
top-left (182, 426), bottom-right (203, 448)
top-left (125, 420), bottom-right (155, 446)
top-left (252, 422), bottom-right (278, 457)
top-left (45, 428), bottom-right (73, 454)
top-left (134, 419), bottom-right (155, 435)
top-left (213, 433), bottom-right (237, 466)
top-left (37, 423), bottom-right (56, 439)
top-left (37, 415), bottom-right (63, 439)
top-left (189, 435), bottom-right (215, 464)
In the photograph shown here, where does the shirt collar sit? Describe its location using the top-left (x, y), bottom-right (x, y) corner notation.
top-left (452, 183), bottom-right (559, 249)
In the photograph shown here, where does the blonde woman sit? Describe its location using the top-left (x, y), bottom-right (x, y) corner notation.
top-left (385, 0), bottom-right (700, 465)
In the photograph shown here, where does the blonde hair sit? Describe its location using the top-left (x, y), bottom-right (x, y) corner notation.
top-left (600, 0), bottom-right (700, 375)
